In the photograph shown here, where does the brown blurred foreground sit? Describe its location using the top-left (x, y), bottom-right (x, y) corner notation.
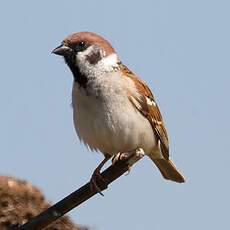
top-left (0, 176), bottom-right (88, 230)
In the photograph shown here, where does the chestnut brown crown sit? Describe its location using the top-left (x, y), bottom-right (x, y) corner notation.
top-left (52, 32), bottom-right (115, 57)
top-left (65, 32), bottom-right (115, 55)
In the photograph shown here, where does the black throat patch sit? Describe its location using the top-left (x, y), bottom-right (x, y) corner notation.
top-left (64, 55), bottom-right (88, 88)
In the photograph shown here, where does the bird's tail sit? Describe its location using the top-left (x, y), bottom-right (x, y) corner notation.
top-left (151, 157), bottom-right (185, 183)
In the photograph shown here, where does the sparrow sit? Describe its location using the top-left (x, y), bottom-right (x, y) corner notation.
top-left (52, 32), bottom-right (185, 192)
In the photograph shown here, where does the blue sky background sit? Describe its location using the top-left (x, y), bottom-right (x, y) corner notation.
top-left (0, 1), bottom-right (229, 229)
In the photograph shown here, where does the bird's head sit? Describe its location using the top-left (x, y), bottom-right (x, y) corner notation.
top-left (52, 32), bottom-right (119, 83)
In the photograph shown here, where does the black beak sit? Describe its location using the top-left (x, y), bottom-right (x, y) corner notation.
top-left (52, 44), bottom-right (72, 56)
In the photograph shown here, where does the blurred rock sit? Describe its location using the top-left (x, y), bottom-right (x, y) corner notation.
top-left (0, 176), bottom-right (88, 230)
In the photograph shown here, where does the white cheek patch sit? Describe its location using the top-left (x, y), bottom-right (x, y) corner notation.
top-left (76, 45), bottom-right (97, 62)
top-left (100, 53), bottom-right (119, 67)
top-left (76, 48), bottom-right (119, 77)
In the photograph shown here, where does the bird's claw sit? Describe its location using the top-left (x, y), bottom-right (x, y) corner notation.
top-left (112, 152), bottom-right (130, 164)
top-left (90, 169), bottom-right (107, 196)
top-left (112, 152), bottom-right (134, 175)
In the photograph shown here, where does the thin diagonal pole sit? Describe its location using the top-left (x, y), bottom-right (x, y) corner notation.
top-left (15, 149), bottom-right (145, 230)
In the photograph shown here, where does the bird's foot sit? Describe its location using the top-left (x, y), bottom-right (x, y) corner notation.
top-left (112, 151), bottom-right (133, 164)
top-left (112, 149), bottom-right (145, 174)
top-left (112, 152), bottom-right (134, 175)
top-left (90, 168), bottom-right (108, 196)
top-left (90, 156), bottom-right (110, 196)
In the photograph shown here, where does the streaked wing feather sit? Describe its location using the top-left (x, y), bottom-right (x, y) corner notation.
top-left (120, 64), bottom-right (169, 159)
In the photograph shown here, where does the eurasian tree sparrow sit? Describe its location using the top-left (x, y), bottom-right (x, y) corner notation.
top-left (52, 32), bottom-right (185, 192)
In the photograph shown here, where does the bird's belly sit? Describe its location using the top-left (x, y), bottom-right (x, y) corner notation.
top-left (73, 91), bottom-right (157, 156)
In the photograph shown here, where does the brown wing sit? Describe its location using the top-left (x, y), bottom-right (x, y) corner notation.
top-left (120, 64), bottom-right (169, 160)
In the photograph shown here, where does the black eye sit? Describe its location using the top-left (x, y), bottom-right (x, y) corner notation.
top-left (75, 41), bottom-right (86, 52)
top-left (79, 41), bottom-right (85, 47)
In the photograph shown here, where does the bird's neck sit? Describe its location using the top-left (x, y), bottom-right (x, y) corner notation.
top-left (67, 53), bottom-right (120, 88)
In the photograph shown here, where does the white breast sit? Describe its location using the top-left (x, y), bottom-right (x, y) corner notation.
top-left (72, 71), bottom-right (157, 156)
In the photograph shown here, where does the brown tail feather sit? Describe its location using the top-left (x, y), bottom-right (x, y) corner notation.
top-left (152, 158), bottom-right (185, 183)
